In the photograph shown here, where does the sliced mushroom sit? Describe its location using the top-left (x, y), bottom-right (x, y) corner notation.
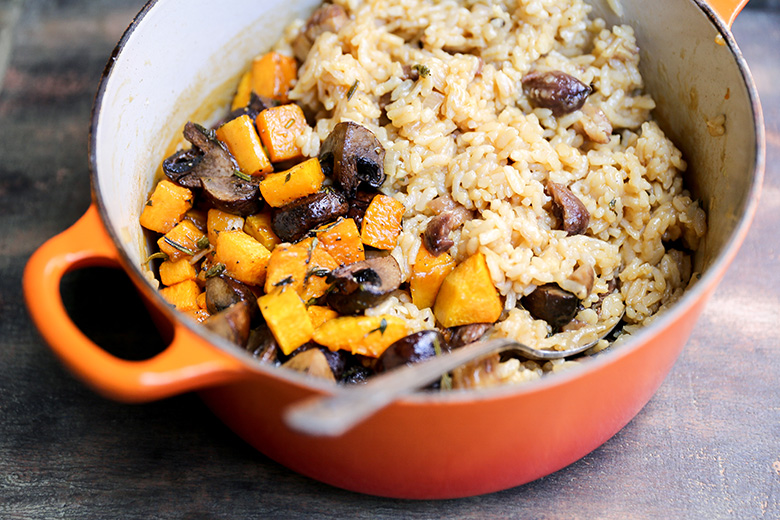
top-left (375, 330), bottom-right (447, 373)
top-left (325, 255), bottom-right (402, 315)
top-left (212, 93), bottom-right (275, 129)
top-left (246, 323), bottom-right (279, 363)
top-left (558, 263), bottom-right (596, 300)
top-left (271, 189), bottom-right (349, 242)
top-left (292, 3), bottom-right (349, 61)
top-left (448, 323), bottom-right (492, 349)
top-left (282, 348), bottom-right (337, 381)
top-left (521, 283), bottom-right (579, 329)
top-left (546, 181), bottom-right (590, 236)
top-left (205, 276), bottom-right (258, 321)
top-left (162, 122), bottom-right (263, 216)
top-left (203, 300), bottom-right (252, 348)
top-left (522, 70), bottom-right (592, 116)
top-left (423, 214), bottom-right (456, 256)
top-left (319, 122), bottom-right (386, 196)
top-left (426, 195), bottom-right (473, 228)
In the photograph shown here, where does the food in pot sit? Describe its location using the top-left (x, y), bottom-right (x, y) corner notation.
top-left (139, 0), bottom-right (707, 389)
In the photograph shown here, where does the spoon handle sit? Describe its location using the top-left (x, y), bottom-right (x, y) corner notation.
top-left (284, 338), bottom-right (522, 437)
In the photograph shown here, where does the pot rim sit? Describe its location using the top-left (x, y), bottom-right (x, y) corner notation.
top-left (87, 0), bottom-right (765, 404)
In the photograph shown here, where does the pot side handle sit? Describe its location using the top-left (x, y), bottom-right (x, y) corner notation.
top-left (706, 0), bottom-right (749, 27)
top-left (23, 205), bottom-right (250, 403)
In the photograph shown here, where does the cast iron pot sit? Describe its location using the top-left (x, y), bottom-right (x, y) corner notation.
top-left (24, 0), bottom-right (764, 499)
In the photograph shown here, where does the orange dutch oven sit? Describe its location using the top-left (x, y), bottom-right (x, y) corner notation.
top-left (23, 0), bottom-right (763, 499)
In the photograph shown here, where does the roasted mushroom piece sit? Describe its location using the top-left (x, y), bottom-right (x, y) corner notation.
top-left (423, 213), bottom-right (456, 256)
top-left (376, 330), bottom-right (447, 373)
top-left (521, 283), bottom-right (579, 329)
top-left (546, 181), bottom-right (590, 236)
top-left (325, 255), bottom-right (402, 315)
top-left (447, 323), bottom-right (492, 349)
top-left (282, 348), bottom-right (337, 381)
top-left (203, 300), bottom-right (252, 348)
top-left (522, 70), bottom-right (592, 116)
top-left (205, 276), bottom-right (258, 322)
top-left (271, 189), bottom-right (349, 242)
top-left (163, 122), bottom-right (263, 216)
top-left (292, 3), bottom-right (350, 61)
top-left (346, 189), bottom-right (377, 229)
top-left (319, 122), bottom-right (386, 197)
top-left (212, 92), bottom-right (275, 129)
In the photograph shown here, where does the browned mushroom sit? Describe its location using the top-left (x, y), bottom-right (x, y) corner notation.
top-left (205, 276), bottom-right (258, 320)
top-left (203, 300), bottom-right (252, 348)
top-left (282, 348), bottom-right (337, 381)
top-left (325, 255), bottom-right (402, 315)
top-left (163, 122), bottom-right (263, 216)
top-left (375, 330), bottom-right (447, 373)
top-left (319, 122), bottom-right (386, 196)
top-left (292, 3), bottom-right (349, 61)
top-left (346, 189), bottom-right (377, 229)
top-left (426, 195), bottom-right (473, 228)
top-left (522, 70), bottom-right (592, 116)
top-left (448, 323), bottom-right (492, 349)
top-left (559, 263), bottom-right (596, 299)
top-left (245, 323), bottom-right (279, 363)
top-left (271, 189), bottom-right (349, 242)
top-left (423, 214), bottom-right (456, 256)
top-left (546, 181), bottom-right (590, 236)
top-left (521, 283), bottom-right (579, 329)
top-left (212, 93), bottom-right (276, 129)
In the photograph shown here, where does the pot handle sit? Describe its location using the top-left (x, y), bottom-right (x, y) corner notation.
top-left (706, 0), bottom-right (749, 27)
top-left (23, 204), bottom-right (250, 403)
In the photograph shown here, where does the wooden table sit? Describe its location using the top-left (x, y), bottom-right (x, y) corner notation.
top-left (1, 2), bottom-right (778, 518)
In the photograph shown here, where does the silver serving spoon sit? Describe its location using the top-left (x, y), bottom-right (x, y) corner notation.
top-left (285, 324), bottom-right (619, 437)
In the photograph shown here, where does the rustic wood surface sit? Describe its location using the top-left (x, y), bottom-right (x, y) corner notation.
top-left (1, 1), bottom-right (778, 518)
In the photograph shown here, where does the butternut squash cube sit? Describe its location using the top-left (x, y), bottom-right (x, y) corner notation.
top-left (307, 305), bottom-right (339, 329)
top-left (157, 220), bottom-right (207, 262)
top-left (159, 280), bottom-right (201, 311)
top-left (243, 210), bottom-right (281, 251)
top-left (255, 103), bottom-right (309, 163)
top-left (231, 70), bottom-right (253, 111)
top-left (159, 258), bottom-right (198, 287)
top-left (251, 52), bottom-right (297, 103)
top-left (207, 209), bottom-right (245, 246)
top-left (312, 315), bottom-right (409, 357)
top-left (316, 218), bottom-right (365, 266)
top-left (258, 287), bottom-right (314, 355)
top-left (259, 158), bottom-right (325, 207)
top-left (433, 252), bottom-right (503, 328)
top-left (410, 247), bottom-right (456, 309)
top-left (140, 180), bottom-right (194, 234)
top-left (361, 194), bottom-right (405, 250)
top-left (214, 230), bottom-right (271, 286)
top-left (215, 114), bottom-right (273, 176)
top-left (264, 238), bottom-right (339, 301)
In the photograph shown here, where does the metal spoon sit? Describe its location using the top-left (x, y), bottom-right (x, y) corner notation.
top-left (284, 325), bottom-right (618, 437)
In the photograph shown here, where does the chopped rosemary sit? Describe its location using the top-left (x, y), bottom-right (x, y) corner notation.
top-left (163, 237), bottom-right (197, 256)
top-left (143, 251), bottom-right (168, 263)
top-left (285, 172), bottom-right (292, 183)
top-left (196, 236), bottom-right (210, 249)
top-left (412, 64), bottom-right (430, 78)
top-left (284, 118), bottom-right (295, 129)
top-left (273, 275), bottom-right (295, 287)
top-left (346, 80), bottom-right (359, 100)
top-left (305, 237), bottom-right (318, 264)
top-left (233, 169), bottom-right (252, 182)
top-left (367, 318), bottom-right (388, 336)
top-left (609, 198), bottom-right (617, 210)
top-left (204, 263), bottom-right (226, 278)
top-left (304, 267), bottom-right (331, 286)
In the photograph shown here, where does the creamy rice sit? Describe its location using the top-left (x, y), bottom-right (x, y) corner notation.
top-left (274, 0), bottom-right (706, 387)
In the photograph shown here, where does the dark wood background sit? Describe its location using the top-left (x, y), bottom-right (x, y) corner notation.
top-left (1, 1), bottom-right (778, 518)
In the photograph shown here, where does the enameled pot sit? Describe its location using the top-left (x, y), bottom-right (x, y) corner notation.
top-left (24, 0), bottom-right (763, 499)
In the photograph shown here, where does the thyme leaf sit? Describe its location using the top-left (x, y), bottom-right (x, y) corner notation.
top-left (233, 169), bottom-right (252, 182)
top-left (163, 237), bottom-right (197, 256)
top-left (412, 64), bottom-right (430, 78)
top-left (143, 251), bottom-right (168, 263)
top-left (346, 80), bottom-right (359, 100)
top-left (205, 263), bottom-right (226, 278)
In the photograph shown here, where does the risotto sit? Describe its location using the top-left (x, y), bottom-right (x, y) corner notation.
top-left (140, 0), bottom-right (706, 389)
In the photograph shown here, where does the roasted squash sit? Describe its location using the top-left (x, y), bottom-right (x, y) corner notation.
top-left (360, 194), bottom-right (405, 250)
top-left (312, 315), bottom-right (409, 357)
top-left (243, 210), bottom-right (281, 251)
top-left (159, 258), bottom-right (198, 287)
top-left (264, 237), bottom-right (339, 301)
top-left (259, 157), bottom-right (325, 208)
top-left (215, 114), bottom-right (273, 176)
top-left (214, 230), bottom-right (271, 286)
top-left (140, 180), bottom-right (194, 234)
top-left (159, 280), bottom-right (201, 311)
top-left (255, 103), bottom-right (309, 163)
top-left (433, 252), bottom-right (503, 327)
top-left (316, 218), bottom-right (365, 266)
top-left (307, 305), bottom-right (339, 329)
top-left (231, 70), bottom-right (253, 111)
top-left (410, 247), bottom-right (456, 309)
top-left (207, 208), bottom-right (245, 246)
top-left (251, 51), bottom-right (297, 103)
top-left (157, 220), bottom-right (207, 262)
top-left (258, 286), bottom-right (314, 355)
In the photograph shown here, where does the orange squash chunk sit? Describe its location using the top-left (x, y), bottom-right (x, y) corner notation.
top-left (231, 70), bottom-right (253, 111)
top-left (433, 252), bottom-right (503, 327)
top-left (159, 280), bottom-right (201, 311)
top-left (316, 218), bottom-right (365, 267)
top-left (307, 305), bottom-right (339, 329)
top-left (159, 258), bottom-right (198, 287)
top-left (214, 230), bottom-right (271, 286)
top-left (259, 158), bottom-right (324, 207)
top-left (207, 209), bottom-right (245, 246)
top-left (312, 315), bottom-right (409, 357)
top-left (157, 220), bottom-right (207, 262)
top-left (361, 194), bottom-right (405, 250)
top-left (251, 52), bottom-right (297, 103)
top-left (264, 238), bottom-right (339, 301)
top-left (410, 247), bottom-right (456, 309)
top-left (243, 210), bottom-right (281, 251)
top-left (255, 104), bottom-right (309, 163)
top-left (258, 287), bottom-right (313, 355)
top-left (215, 114), bottom-right (273, 176)
top-left (140, 180), bottom-right (194, 234)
